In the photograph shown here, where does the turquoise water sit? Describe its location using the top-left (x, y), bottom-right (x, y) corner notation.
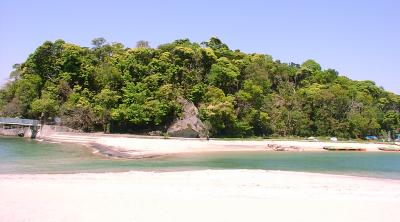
top-left (1, 136), bottom-right (400, 179)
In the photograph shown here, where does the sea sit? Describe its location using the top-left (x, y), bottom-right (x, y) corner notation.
top-left (1, 136), bottom-right (400, 179)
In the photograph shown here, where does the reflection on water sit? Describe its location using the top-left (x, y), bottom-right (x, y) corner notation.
top-left (1, 136), bottom-right (400, 179)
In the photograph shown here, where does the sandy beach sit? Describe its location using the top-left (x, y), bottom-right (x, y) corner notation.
top-left (42, 132), bottom-right (399, 158)
top-left (2, 134), bottom-right (400, 221)
top-left (1, 170), bottom-right (399, 222)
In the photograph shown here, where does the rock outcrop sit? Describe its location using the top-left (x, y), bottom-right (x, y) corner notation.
top-left (167, 98), bottom-right (207, 138)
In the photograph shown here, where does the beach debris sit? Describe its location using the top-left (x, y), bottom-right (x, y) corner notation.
top-left (167, 97), bottom-right (207, 138)
top-left (365, 135), bottom-right (378, 140)
top-left (307, 137), bottom-right (319, 141)
top-left (17, 130), bottom-right (24, 137)
top-left (148, 131), bottom-right (162, 136)
top-left (395, 134), bottom-right (400, 142)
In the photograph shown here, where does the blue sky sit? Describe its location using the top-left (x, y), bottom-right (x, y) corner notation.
top-left (0, 0), bottom-right (399, 94)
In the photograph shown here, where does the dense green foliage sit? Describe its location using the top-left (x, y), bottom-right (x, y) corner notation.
top-left (1, 37), bottom-right (399, 138)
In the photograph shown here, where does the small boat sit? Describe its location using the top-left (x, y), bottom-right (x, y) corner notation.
top-left (267, 144), bottom-right (301, 152)
top-left (378, 146), bottom-right (400, 152)
top-left (274, 147), bottom-right (287, 151)
top-left (323, 146), bottom-right (366, 151)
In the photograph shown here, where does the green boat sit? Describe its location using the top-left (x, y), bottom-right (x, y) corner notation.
top-left (323, 146), bottom-right (366, 151)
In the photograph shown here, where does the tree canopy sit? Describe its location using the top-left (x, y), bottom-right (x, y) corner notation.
top-left (1, 37), bottom-right (399, 138)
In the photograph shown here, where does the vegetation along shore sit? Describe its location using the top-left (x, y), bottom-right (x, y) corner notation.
top-left (0, 37), bottom-right (399, 140)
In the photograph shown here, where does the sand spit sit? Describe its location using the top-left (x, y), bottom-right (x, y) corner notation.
top-left (42, 132), bottom-right (398, 158)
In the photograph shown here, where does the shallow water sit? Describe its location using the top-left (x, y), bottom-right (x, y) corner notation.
top-left (1, 136), bottom-right (400, 179)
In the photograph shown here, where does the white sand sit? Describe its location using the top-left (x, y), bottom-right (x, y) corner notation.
top-left (43, 132), bottom-right (397, 158)
top-left (1, 170), bottom-right (399, 222)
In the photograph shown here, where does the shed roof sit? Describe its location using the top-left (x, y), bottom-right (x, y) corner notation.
top-left (0, 117), bottom-right (41, 126)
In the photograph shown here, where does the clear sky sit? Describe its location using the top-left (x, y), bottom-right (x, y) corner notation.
top-left (0, 0), bottom-right (399, 94)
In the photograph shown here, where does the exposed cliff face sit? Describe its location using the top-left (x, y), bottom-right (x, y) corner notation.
top-left (167, 98), bottom-right (207, 138)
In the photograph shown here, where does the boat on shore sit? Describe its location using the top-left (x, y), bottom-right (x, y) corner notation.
top-left (323, 146), bottom-right (366, 151)
top-left (266, 144), bottom-right (302, 151)
top-left (378, 146), bottom-right (400, 152)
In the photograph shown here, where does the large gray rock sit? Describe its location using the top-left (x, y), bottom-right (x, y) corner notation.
top-left (167, 98), bottom-right (207, 138)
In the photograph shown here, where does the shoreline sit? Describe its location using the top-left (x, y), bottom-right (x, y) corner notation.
top-left (39, 132), bottom-right (399, 159)
top-left (1, 169), bottom-right (400, 222)
top-left (2, 168), bottom-right (400, 182)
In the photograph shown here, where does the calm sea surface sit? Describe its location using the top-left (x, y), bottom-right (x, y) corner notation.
top-left (1, 136), bottom-right (400, 179)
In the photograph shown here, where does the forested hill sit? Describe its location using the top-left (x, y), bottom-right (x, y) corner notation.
top-left (0, 37), bottom-right (399, 138)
